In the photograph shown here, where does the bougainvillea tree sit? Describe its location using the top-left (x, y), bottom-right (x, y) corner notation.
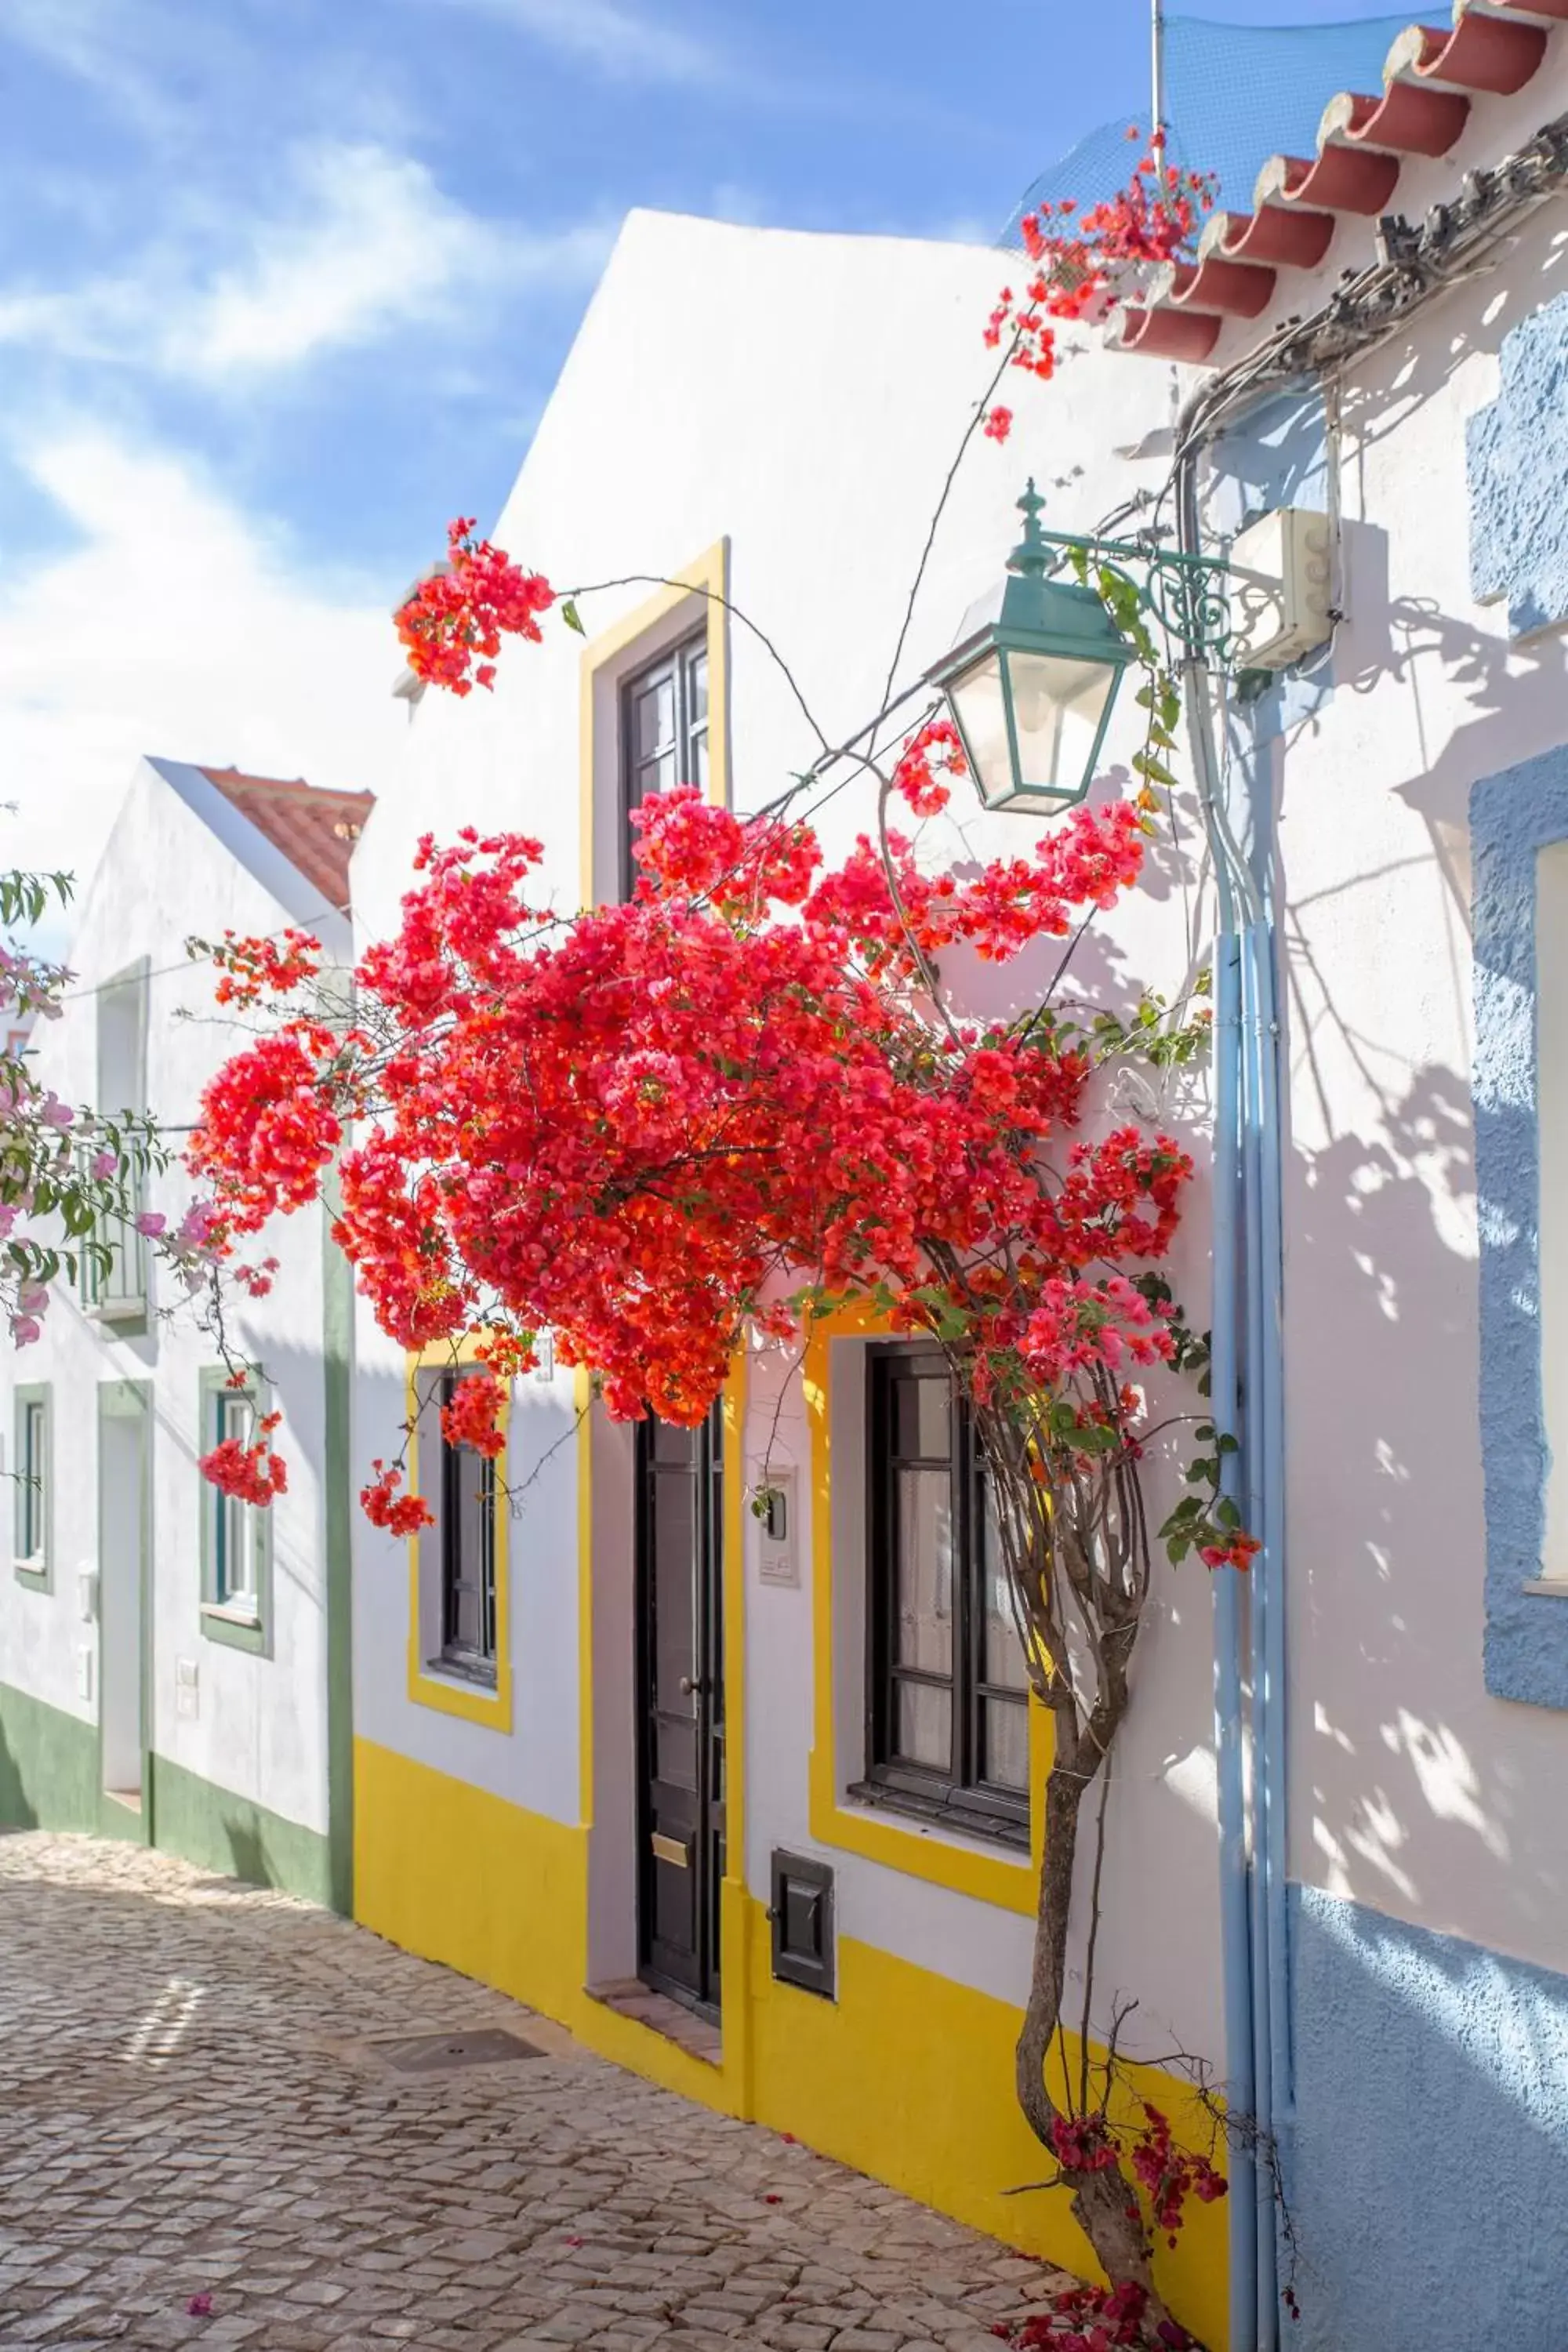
top-left (0, 867), bottom-right (216, 1346)
top-left (184, 149), bottom-right (1247, 2347)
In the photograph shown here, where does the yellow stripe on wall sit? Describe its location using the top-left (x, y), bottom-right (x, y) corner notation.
top-left (354, 1735), bottom-right (1229, 2348)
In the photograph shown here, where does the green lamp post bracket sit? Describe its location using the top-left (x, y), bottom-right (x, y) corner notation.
top-left (1023, 499), bottom-right (1237, 670)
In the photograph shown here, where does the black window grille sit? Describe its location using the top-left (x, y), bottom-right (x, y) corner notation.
top-left (416, 1366), bottom-right (498, 1682)
top-left (858, 1342), bottom-right (1031, 1843)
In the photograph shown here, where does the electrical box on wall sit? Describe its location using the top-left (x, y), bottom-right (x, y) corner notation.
top-left (1228, 507), bottom-right (1334, 671)
top-left (755, 1468), bottom-right (799, 1588)
top-left (175, 1657), bottom-right (199, 1722)
top-left (76, 1567), bottom-right (98, 1624)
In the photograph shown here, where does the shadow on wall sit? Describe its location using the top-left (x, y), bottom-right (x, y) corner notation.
top-left (1279, 967), bottom-right (1568, 2346)
top-left (0, 1716), bottom-right (40, 1829)
top-left (1269, 264), bottom-right (1568, 2336)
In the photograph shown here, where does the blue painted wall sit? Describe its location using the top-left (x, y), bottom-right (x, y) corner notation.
top-left (1468, 290), bottom-right (1568, 638)
top-left (1213, 383), bottom-right (1334, 748)
top-left (1290, 1885), bottom-right (1568, 2352)
top-left (1471, 745), bottom-right (1568, 1709)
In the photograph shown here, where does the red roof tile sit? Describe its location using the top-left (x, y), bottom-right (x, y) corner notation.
top-left (198, 768), bottom-right (374, 914)
top-left (1110, 0), bottom-right (1566, 362)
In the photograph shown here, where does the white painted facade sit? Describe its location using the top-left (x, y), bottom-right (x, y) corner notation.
top-left (0, 757), bottom-right (346, 1875)
top-left (1267, 195), bottom-right (1568, 1976)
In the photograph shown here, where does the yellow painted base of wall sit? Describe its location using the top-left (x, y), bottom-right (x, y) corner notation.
top-left (354, 1738), bottom-right (1228, 2349)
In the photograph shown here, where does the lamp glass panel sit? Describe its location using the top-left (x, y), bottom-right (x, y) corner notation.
top-left (1004, 650), bottom-right (1119, 800)
top-left (946, 653), bottom-right (1013, 806)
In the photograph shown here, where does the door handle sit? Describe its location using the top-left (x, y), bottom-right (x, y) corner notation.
top-left (678, 1675), bottom-right (706, 1697)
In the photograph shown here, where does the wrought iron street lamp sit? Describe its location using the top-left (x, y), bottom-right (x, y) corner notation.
top-left (927, 479), bottom-right (1236, 818)
top-left (927, 483), bottom-right (1134, 818)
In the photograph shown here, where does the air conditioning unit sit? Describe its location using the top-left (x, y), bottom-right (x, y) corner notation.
top-left (1229, 508), bottom-right (1334, 671)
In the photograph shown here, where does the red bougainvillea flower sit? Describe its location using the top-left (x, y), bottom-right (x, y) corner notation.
top-left (395, 518), bottom-right (554, 696)
top-left (205, 928), bottom-right (321, 1008)
top-left (360, 1461), bottom-right (434, 1536)
top-left (185, 759), bottom-right (1196, 1513)
top-left (890, 718), bottom-right (967, 818)
top-left (438, 1370), bottom-right (506, 1459)
top-left (985, 143), bottom-right (1215, 408)
top-left (200, 1430), bottom-right (288, 1508)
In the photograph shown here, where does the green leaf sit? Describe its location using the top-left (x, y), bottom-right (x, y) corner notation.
top-left (561, 597), bottom-right (585, 636)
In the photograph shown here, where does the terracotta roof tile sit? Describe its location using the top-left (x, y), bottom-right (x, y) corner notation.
top-left (198, 768), bottom-right (374, 915)
top-left (1110, 0), bottom-right (1566, 362)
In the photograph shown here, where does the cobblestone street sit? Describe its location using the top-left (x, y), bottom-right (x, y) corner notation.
top-left (0, 1835), bottom-right (1072, 2352)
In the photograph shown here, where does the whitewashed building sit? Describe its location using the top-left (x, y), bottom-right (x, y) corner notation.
top-left (348, 206), bottom-right (1232, 2341)
top-left (0, 757), bottom-right (369, 1910)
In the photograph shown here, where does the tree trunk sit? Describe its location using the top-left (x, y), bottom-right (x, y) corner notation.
top-left (1014, 1700), bottom-right (1178, 2331)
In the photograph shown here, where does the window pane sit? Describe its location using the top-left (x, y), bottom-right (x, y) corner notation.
top-left (892, 1370), bottom-right (949, 1461)
top-left (635, 750), bottom-right (677, 804)
top-left (896, 1680), bottom-right (951, 1772)
top-left (688, 725), bottom-right (709, 797)
top-left (982, 1696), bottom-right (1030, 1791)
top-left (215, 1392), bottom-right (256, 1606)
top-left (895, 1467), bottom-right (952, 1671)
top-left (439, 1367), bottom-right (497, 1667)
top-left (448, 1451), bottom-right (493, 1655)
top-left (982, 1483), bottom-right (1030, 1692)
top-left (684, 646), bottom-right (708, 730)
top-left (634, 673), bottom-right (676, 763)
top-left (220, 1492), bottom-right (252, 1605)
top-left (22, 1403), bottom-right (44, 1556)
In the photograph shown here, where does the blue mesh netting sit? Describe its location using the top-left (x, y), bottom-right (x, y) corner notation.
top-left (1001, 10), bottom-right (1411, 242)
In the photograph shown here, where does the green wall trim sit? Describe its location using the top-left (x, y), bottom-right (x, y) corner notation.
top-left (322, 1178), bottom-right (355, 1916)
top-left (197, 1364), bottom-right (274, 1657)
top-left (148, 1750), bottom-right (332, 1905)
top-left (0, 1680), bottom-right (143, 1844)
top-left (0, 1682), bottom-right (330, 1899)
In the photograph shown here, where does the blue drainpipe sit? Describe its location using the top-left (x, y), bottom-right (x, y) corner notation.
top-left (1181, 644), bottom-right (1260, 2352)
top-left (1178, 395), bottom-right (1298, 2343)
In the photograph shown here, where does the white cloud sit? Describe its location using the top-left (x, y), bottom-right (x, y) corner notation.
top-left (0, 141), bottom-right (612, 383)
top-left (0, 429), bottom-right (410, 932)
top-left (434, 0), bottom-right (725, 84)
top-left (186, 144), bottom-right (601, 377)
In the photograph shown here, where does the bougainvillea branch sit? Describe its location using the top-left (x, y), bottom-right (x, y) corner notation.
top-left (982, 135), bottom-right (1217, 444)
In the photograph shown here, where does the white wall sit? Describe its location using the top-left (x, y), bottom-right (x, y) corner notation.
top-left (0, 757), bottom-right (335, 1836)
top-left (1271, 195), bottom-right (1568, 1977)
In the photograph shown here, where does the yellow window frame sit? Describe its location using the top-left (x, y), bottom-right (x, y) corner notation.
top-left (577, 538), bottom-right (730, 909)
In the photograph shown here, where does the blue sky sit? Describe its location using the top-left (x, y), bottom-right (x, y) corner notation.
top-left (0, 0), bottom-right (1414, 902)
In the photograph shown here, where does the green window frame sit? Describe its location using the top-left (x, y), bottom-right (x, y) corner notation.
top-left (198, 1367), bottom-right (273, 1656)
top-left (13, 1381), bottom-right (52, 1592)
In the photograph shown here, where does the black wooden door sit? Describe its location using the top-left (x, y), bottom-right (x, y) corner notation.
top-left (636, 1406), bottom-right (724, 2013)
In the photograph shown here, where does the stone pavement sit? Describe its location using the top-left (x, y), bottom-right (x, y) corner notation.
top-left (0, 1834), bottom-right (1075, 2352)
